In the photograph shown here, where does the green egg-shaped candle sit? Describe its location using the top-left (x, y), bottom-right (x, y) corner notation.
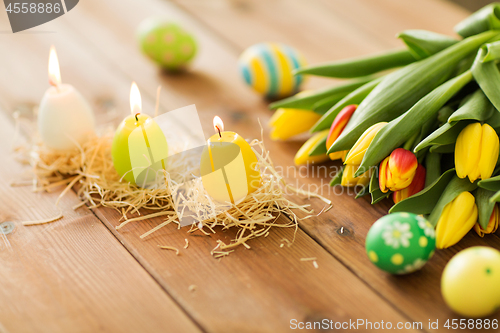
top-left (365, 212), bottom-right (436, 274)
top-left (112, 83), bottom-right (169, 187)
top-left (137, 18), bottom-right (197, 70)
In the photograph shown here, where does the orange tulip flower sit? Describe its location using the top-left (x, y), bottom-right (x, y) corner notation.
top-left (379, 148), bottom-right (418, 193)
top-left (326, 105), bottom-right (356, 160)
top-left (393, 164), bottom-right (426, 203)
top-left (474, 205), bottom-right (499, 237)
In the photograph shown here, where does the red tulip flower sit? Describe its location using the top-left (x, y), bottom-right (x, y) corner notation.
top-left (393, 164), bottom-right (426, 203)
top-left (326, 105), bottom-right (356, 160)
top-left (379, 148), bottom-right (418, 193)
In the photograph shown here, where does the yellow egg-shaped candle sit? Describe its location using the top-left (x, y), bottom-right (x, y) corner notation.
top-left (200, 116), bottom-right (261, 204)
top-left (112, 83), bottom-right (168, 186)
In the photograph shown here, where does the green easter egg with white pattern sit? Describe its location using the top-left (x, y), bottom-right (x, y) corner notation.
top-left (137, 18), bottom-right (197, 70)
top-left (365, 212), bottom-right (436, 274)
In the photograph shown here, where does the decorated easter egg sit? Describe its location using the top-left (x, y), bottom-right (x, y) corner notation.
top-left (365, 212), bottom-right (436, 274)
top-left (238, 43), bottom-right (307, 99)
top-left (442, 247), bottom-right (500, 317)
top-left (137, 19), bottom-right (197, 70)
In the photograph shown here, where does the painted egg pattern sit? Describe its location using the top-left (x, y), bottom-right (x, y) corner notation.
top-left (442, 246), bottom-right (500, 318)
top-left (238, 43), bottom-right (306, 98)
top-left (138, 19), bottom-right (197, 70)
top-left (365, 212), bottom-right (436, 274)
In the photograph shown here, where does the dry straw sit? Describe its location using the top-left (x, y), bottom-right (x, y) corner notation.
top-left (15, 124), bottom-right (331, 254)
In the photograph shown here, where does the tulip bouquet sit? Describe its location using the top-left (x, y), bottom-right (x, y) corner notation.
top-left (269, 4), bottom-right (500, 248)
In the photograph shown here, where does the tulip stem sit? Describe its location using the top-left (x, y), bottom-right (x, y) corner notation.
top-left (403, 131), bottom-right (419, 151)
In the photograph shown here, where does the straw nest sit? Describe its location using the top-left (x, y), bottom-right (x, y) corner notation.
top-left (14, 125), bottom-right (331, 255)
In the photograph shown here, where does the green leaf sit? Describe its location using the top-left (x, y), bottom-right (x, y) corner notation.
top-left (398, 30), bottom-right (458, 59)
top-left (473, 50), bottom-right (500, 113)
top-left (414, 122), bottom-right (468, 152)
top-left (491, 190), bottom-right (500, 202)
top-left (414, 89), bottom-right (492, 152)
top-left (454, 3), bottom-right (500, 38)
top-left (330, 168), bottom-right (343, 186)
top-left (308, 134), bottom-right (328, 156)
top-left (486, 110), bottom-right (500, 129)
top-left (355, 185), bottom-right (370, 199)
top-left (482, 41), bottom-right (500, 62)
top-left (413, 117), bottom-right (438, 154)
top-left (329, 30), bottom-right (500, 155)
top-left (448, 89), bottom-right (494, 123)
top-left (369, 171), bottom-right (389, 204)
top-left (311, 95), bottom-right (347, 115)
top-left (425, 152), bottom-right (441, 187)
top-left (295, 49), bottom-right (416, 78)
top-left (472, 46), bottom-right (500, 111)
top-left (390, 169), bottom-right (456, 215)
top-left (311, 78), bottom-right (382, 132)
top-left (478, 175), bottom-right (500, 191)
top-left (429, 144), bottom-right (455, 154)
top-left (269, 78), bottom-right (371, 110)
top-left (474, 187), bottom-right (497, 229)
top-left (369, 170), bottom-right (379, 193)
top-left (371, 190), bottom-right (389, 204)
top-left (437, 105), bottom-right (456, 124)
top-left (453, 53), bottom-right (477, 76)
top-left (356, 70), bottom-right (473, 176)
top-left (428, 175), bottom-right (478, 227)
top-left (269, 77), bottom-right (373, 110)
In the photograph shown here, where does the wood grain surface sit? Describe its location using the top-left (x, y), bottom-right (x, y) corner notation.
top-left (0, 0), bottom-right (497, 332)
top-left (170, 0), bottom-right (500, 328)
top-left (0, 109), bottom-right (200, 332)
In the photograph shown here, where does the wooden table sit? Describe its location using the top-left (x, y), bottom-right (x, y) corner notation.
top-left (0, 0), bottom-right (498, 332)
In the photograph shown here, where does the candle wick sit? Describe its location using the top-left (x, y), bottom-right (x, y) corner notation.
top-left (49, 79), bottom-right (60, 92)
top-left (216, 126), bottom-right (222, 138)
top-left (135, 113), bottom-right (140, 122)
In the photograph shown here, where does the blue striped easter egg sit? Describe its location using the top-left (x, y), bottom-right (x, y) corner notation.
top-left (238, 43), bottom-right (307, 99)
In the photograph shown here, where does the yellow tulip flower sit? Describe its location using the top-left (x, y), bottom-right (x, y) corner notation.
top-left (436, 191), bottom-right (478, 249)
top-left (344, 122), bottom-right (387, 165)
top-left (294, 130), bottom-right (330, 165)
top-left (341, 164), bottom-right (371, 187)
top-left (269, 108), bottom-right (321, 141)
top-left (455, 122), bottom-right (499, 183)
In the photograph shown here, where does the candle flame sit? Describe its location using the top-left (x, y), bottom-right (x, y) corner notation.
top-left (130, 81), bottom-right (142, 115)
top-left (213, 116), bottom-right (224, 134)
top-left (48, 45), bottom-right (61, 87)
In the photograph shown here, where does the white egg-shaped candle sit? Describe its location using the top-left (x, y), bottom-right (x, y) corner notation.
top-left (38, 46), bottom-right (95, 150)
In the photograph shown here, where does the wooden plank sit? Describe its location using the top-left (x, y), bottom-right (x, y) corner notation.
top-left (451, 0), bottom-right (491, 12)
top-left (0, 1), bottom-right (419, 332)
top-left (318, 0), bottom-right (471, 47)
top-left (94, 208), bottom-right (419, 333)
top-left (171, 0), bottom-right (469, 64)
top-left (0, 113), bottom-right (200, 332)
top-left (165, 0), bottom-right (500, 328)
top-left (175, 0), bottom-right (390, 61)
top-left (0, 7), bottom-right (201, 333)
top-left (65, 0), bottom-right (500, 328)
